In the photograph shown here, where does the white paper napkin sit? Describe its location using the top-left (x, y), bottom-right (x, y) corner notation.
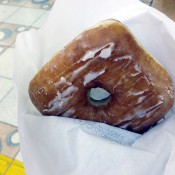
top-left (14, 0), bottom-right (175, 174)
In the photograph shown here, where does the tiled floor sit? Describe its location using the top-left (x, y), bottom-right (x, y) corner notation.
top-left (0, 0), bottom-right (54, 174)
top-left (0, 0), bottom-right (174, 174)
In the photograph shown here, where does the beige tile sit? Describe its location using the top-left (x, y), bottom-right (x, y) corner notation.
top-left (0, 47), bottom-right (15, 78)
top-left (0, 26), bottom-right (14, 46)
top-left (0, 122), bottom-right (19, 158)
top-left (0, 23), bottom-right (28, 47)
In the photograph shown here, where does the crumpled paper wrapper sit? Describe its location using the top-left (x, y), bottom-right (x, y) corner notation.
top-left (14, 0), bottom-right (175, 174)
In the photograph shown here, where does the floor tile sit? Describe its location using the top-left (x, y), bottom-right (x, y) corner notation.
top-left (0, 4), bottom-right (20, 22)
top-left (0, 88), bottom-right (18, 126)
top-left (6, 158), bottom-right (26, 175)
top-left (0, 0), bottom-right (28, 7)
top-left (0, 0), bottom-right (55, 170)
top-left (0, 77), bottom-right (12, 101)
top-left (24, 0), bottom-right (55, 10)
top-left (0, 122), bottom-right (19, 158)
top-left (5, 7), bottom-right (46, 26)
top-left (15, 151), bottom-right (23, 162)
top-left (0, 47), bottom-right (14, 79)
top-left (0, 154), bottom-right (13, 175)
top-left (0, 22), bottom-right (28, 47)
top-left (32, 10), bottom-right (50, 28)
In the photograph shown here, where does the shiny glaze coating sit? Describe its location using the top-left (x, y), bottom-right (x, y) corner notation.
top-left (29, 19), bottom-right (174, 133)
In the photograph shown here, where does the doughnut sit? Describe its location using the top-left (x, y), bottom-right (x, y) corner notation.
top-left (28, 19), bottom-right (174, 133)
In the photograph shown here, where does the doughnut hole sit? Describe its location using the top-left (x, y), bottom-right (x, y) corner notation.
top-left (87, 87), bottom-right (111, 107)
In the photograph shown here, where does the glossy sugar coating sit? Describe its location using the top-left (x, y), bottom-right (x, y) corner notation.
top-left (29, 19), bottom-right (174, 133)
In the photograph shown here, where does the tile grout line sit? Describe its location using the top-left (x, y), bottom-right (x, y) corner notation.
top-left (2, 149), bottom-right (20, 175)
top-left (0, 5), bottom-right (21, 26)
top-left (0, 75), bottom-right (12, 80)
top-left (13, 149), bottom-right (21, 162)
top-left (29, 9), bottom-right (48, 29)
top-left (0, 9), bottom-right (46, 173)
top-left (0, 120), bottom-right (18, 128)
top-left (0, 3), bottom-right (21, 173)
top-left (0, 2), bottom-right (52, 11)
top-left (0, 4), bottom-right (49, 46)
top-left (0, 87), bottom-right (13, 103)
top-left (0, 1), bottom-right (47, 25)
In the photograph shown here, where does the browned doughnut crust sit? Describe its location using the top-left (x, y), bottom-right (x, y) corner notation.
top-left (29, 19), bottom-right (174, 133)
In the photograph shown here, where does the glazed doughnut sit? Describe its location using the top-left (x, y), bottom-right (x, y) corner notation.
top-left (29, 19), bottom-right (174, 133)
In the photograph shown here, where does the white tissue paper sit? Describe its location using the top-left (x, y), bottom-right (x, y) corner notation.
top-left (14, 0), bottom-right (175, 174)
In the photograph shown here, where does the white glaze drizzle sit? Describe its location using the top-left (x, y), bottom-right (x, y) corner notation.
top-left (131, 72), bottom-right (141, 77)
top-left (158, 95), bottom-right (164, 101)
top-left (81, 42), bottom-right (115, 61)
top-left (71, 61), bottom-right (91, 80)
top-left (136, 96), bottom-right (147, 104)
top-left (121, 102), bottom-right (162, 123)
top-left (83, 70), bottom-right (105, 86)
top-left (43, 86), bottom-right (78, 113)
top-left (166, 86), bottom-right (174, 98)
top-left (62, 109), bottom-right (75, 117)
top-left (118, 93), bottom-right (164, 125)
top-left (114, 55), bottom-right (132, 62)
top-left (99, 42), bottom-right (115, 59)
top-left (127, 89), bottom-right (149, 96)
top-left (134, 64), bottom-right (141, 72)
top-left (134, 99), bottom-right (163, 119)
top-left (81, 50), bottom-right (97, 61)
top-left (55, 77), bottom-right (72, 87)
top-left (71, 42), bottom-right (115, 81)
top-left (129, 64), bottom-right (142, 77)
top-left (62, 86), bottom-right (78, 98)
top-left (114, 55), bottom-right (133, 70)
